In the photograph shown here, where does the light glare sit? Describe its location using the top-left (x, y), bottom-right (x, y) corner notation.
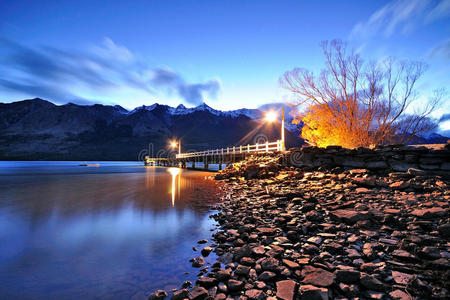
top-left (265, 111), bottom-right (277, 123)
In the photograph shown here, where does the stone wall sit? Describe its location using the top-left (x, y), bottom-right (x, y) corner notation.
top-left (286, 143), bottom-right (450, 176)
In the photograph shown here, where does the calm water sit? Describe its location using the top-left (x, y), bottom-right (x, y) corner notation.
top-left (0, 162), bottom-right (223, 299)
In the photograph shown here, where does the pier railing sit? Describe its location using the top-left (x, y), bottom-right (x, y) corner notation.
top-left (176, 140), bottom-right (283, 159)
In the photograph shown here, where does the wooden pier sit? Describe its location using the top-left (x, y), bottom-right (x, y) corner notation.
top-left (145, 140), bottom-right (284, 171)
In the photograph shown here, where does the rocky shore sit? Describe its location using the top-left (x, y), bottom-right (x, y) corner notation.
top-left (150, 145), bottom-right (450, 300)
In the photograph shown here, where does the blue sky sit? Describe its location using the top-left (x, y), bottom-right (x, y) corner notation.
top-left (0, 0), bottom-right (449, 130)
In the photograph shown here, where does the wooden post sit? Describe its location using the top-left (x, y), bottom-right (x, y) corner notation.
top-left (204, 156), bottom-right (208, 170)
top-left (247, 144), bottom-right (250, 152)
top-left (266, 141), bottom-right (269, 152)
top-left (239, 145), bottom-right (242, 153)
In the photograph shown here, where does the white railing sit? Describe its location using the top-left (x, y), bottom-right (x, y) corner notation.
top-left (176, 140), bottom-right (283, 159)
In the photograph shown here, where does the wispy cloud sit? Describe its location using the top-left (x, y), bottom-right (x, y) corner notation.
top-left (351, 0), bottom-right (450, 39)
top-left (0, 37), bottom-right (221, 105)
top-left (428, 38), bottom-right (450, 60)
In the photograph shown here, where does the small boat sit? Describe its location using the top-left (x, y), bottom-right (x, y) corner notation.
top-left (79, 163), bottom-right (100, 167)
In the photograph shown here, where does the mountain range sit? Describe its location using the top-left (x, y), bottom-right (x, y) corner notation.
top-left (0, 98), bottom-right (302, 160)
top-left (1, 98), bottom-right (448, 161)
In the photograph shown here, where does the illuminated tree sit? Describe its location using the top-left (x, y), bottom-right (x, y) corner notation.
top-left (281, 40), bottom-right (444, 148)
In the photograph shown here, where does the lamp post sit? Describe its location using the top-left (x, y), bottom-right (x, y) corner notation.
top-left (170, 140), bottom-right (181, 154)
top-left (264, 107), bottom-right (286, 151)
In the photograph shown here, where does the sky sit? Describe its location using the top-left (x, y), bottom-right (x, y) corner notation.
top-left (0, 0), bottom-right (449, 131)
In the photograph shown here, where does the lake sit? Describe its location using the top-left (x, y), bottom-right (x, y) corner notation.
top-left (0, 162), bottom-right (223, 299)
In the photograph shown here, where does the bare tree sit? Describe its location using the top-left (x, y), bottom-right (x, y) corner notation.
top-left (280, 40), bottom-right (443, 148)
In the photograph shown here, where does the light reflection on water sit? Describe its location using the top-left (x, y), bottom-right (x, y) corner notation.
top-left (0, 162), bottom-right (222, 300)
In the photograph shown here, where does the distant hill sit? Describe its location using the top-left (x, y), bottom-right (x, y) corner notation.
top-left (0, 98), bottom-right (303, 161)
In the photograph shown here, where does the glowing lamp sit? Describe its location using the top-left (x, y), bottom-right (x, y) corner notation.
top-left (265, 111), bottom-right (277, 123)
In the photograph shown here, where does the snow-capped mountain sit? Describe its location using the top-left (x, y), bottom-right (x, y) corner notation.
top-left (0, 98), bottom-right (303, 160)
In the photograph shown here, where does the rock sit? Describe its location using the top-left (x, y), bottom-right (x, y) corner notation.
top-left (217, 282), bottom-right (227, 293)
top-left (438, 223), bottom-right (450, 238)
top-left (329, 209), bottom-right (369, 224)
top-left (407, 168), bottom-right (426, 176)
top-left (251, 246), bottom-right (266, 255)
top-left (234, 264), bottom-right (250, 276)
top-left (299, 285), bottom-right (328, 300)
top-left (260, 257), bottom-right (279, 271)
top-left (245, 289), bottom-right (264, 300)
top-left (335, 269), bottom-right (360, 284)
top-left (411, 207), bottom-right (446, 218)
top-left (214, 293), bottom-right (226, 300)
top-left (391, 271), bottom-right (414, 285)
top-left (258, 271), bottom-right (276, 281)
top-left (188, 287), bottom-right (208, 300)
top-left (392, 249), bottom-right (417, 262)
top-left (172, 289), bottom-right (189, 300)
top-left (338, 283), bottom-right (359, 297)
top-left (215, 269), bottom-right (231, 281)
top-left (389, 289), bottom-right (410, 300)
top-left (149, 290), bottom-right (168, 300)
top-left (256, 227), bottom-right (278, 234)
top-left (276, 280), bottom-right (297, 300)
top-left (196, 277), bottom-right (218, 288)
top-left (360, 273), bottom-right (385, 291)
top-left (389, 181), bottom-right (410, 190)
top-left (201, 247), bottom-right (213, 257)
top-left (227, 279), bottom-right (244, 292)
top-left (301, 266), bottom-right (335, 287)
top-left (282, 259), bottom-right (300, 269)
top-left (192, 256), bottom-right (205, 267)
top-left (198, 239), bottom-right (208, 244)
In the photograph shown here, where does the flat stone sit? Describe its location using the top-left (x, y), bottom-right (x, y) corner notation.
top-left (301, 266), bottom-right (335, 287)
top-left (260, 257), bottom-right (279, 271)
top-left (192, 256), bottom-right (205, 267)
top-left (411, 207), bottom-right (446, 218)
top-left (201, 247), bottom-right (213, 257)
top-left (149, 290), bottom-right (167, 300)
top-left (360, 273), bottom-right (385, 291)
top-left (256, 227), bottom-right (277, 234)
top-left (245, 289), bottom-right (264, 300)
top-left (172, 289), bottom-right (189, 300)
top-left (258, 271), bottom-right (276, 281)
top-left (389, 289), bottom-right (410, 300)
top-left (282, 259), bottom-right (300, 269)
top-left (329, 209), bottom-right (369, 224)
top-left (251, 246), bottom-right (266, 255)
top-left (389, 181), bottom-right (410, 190)
top-left (188, 287), bottom-right (208, 300)
top-left (196, 277), bottom-right (217, 288)
top-left (392, 249), bottom-right (417, 262)
top-left (227, 279), bottom-right (244, 292)
top-left (215, 269), bottom-right (231, 281)
top-left (335, 269), bottom-right (360, 284)
top-left (234, 264), bottom-right (250, 276)
top-left (299, 285), bottom-right (328, 300)
top-left (391, 271), bottom-right (414, 285)
top-left (276, 280), bottom-right (297, 300)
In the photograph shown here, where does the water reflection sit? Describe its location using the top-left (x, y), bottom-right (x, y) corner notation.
top-left (168, 168), bottom-right (181, 207)
top-left (0, 162), bottom-right (222, 299)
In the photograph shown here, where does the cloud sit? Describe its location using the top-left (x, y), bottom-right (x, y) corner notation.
top-left (439, 113), bottom-right (450, 123)
top-left (425, 0), bottom-right (450, 22)
top-left (428, 38), bottom-right (450, 60)
top-left (149, 68), bottom-right (221, 104)
top-left (0, 37), bottom-right (221, 105)
top-left (351, 0), bottom-right (449, 39)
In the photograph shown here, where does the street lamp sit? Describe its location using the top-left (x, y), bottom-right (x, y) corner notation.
top-left (264, 107), bottom-right (286, 151)
top-left (170, 139), bottom-right (181, 154)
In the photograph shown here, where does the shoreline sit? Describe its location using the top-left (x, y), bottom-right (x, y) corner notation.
top-left (151, 151), bottom-right (450, 300)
